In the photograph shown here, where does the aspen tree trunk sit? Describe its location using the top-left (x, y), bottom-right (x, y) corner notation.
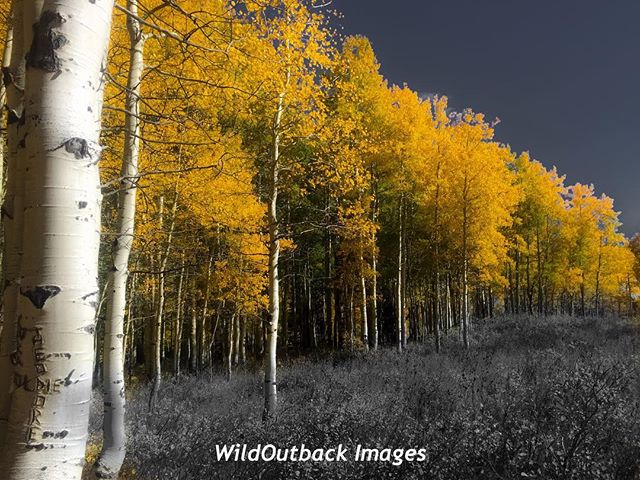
top-left (371, 244), bottom-right (378, 351)
top-left (172, 260), bottom-right (185, 377)
top-left (433, 161), bottom-right (442, 353)
top-left (95, 2), bottom-right (143, 473)
top-left (92, 280), bottom-right (111, 390)
top-left (309, 276), bottom-right (317, 349)
top-left (324, 228), bottom-right (335, 348)
top-left (580, 275), bottom-right (586, 317)
top-left (150, 194), bottom-right (177, 410)
top-left (462, 182), bottom-right (470, 349)
top-left (239, 315), bottom-right (246, 366)
top-left (233, 312), bottom-right (240, 366)
top-left (514, 249), bottom-right (520, 314)
top-left (359, 250), bottom-right (368, 352)
top-left (189, 290), bottom-right (197, 373)
top-left (396, 196), bottom-right (404, 352)
top-left (595, 239), bottom-right (603, 317)
top-left (525, 242), bottom-right (533, 314)
top-left (122, 273), bottom-right (133, 369)
top-left (197, 253), bottom-right (213, 372)
top-left (0, 0), bottom-right (24, 443)
top-left (224, 315), bottom-right (233, 381)
top-left (370, 185), bottom-right (379, 350)
top-left (627, 274), bottom-right (633, 317)
top-left (263, 85), bottom-right (286, 420)
top-left (123, 273), bottom-right (136, 381)
top-left (536, 226), bottom-right (543, 316)
top-left (282, 262), bottom-right (289, 359)
top-left (0, 0), bottom-right (114, 477)
top-left (349, 287), bottom-right (354, 349)
top-left (143, 255), bottom-right (154, 378)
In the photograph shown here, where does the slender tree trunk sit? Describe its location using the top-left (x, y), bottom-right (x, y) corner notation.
top-left (462, 181), bottom-right (470, 349)
top-left (197, 253), bottom-right (213, 372)
top-left (580, 275), bottom-right (586, 317)
top-left (371, 243), bottom-right (379, 350)
top-left (397, 196), bottom-right (404, 352)
top-left (433, 161), bottom-right (442, 353)
top-left (536, 226), bottom-right (543, 316)
top-left (95, 3), bottom-right (144, 473)
top-left (0, 0), bottom-right (114, 477)
top-left (526, 240), bottom-right (533, 314)
top-left (595, 238), bottom-right (603, 317)
top-left (349, 286), bottom-right (355, 349)
top-left (172, 259), bottom-right (185, 377)
top-left (514, 249), bottom-right (520, 314)
top-left (627, 274), bottom-right (633, 317)
top-left (233, 312), bottom-right (240, 366)
top-left (225, 314), bottom-right (235, 381)
top-left (149, 194), bottom-right (177, 410)
top-left (323, 227), bottom-right (333, 348)
top-left (370, 180), bottom-right (379, 350)
top-left (359, 250), bottom-right (369, 352)
top-left (239, 315), bottom-right (246, 366)
top-left (189, 290), bottom-right (197, 373)
top-left (263, 84), bottom-right (286, 420)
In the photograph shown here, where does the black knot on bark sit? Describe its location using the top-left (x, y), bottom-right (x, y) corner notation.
top-left (20, 285), bottom-right (62, 309)
top-left (64, 138), bottom-right (90, 159)
top-left (1, 66), bottom-right (11, 87)
top-left (7, 109), bottom-right (20, 125)
top-left (26, 10), bottom-right (68, 73)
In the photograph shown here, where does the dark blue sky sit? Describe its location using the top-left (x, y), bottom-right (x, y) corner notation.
top-left (335, 0), bottom-right (640, 235)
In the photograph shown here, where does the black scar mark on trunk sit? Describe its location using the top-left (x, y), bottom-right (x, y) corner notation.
top-left (1, 66), bottom-right (11, 87)
top-left (64, 138), bottom-right (90, 159)
top-left (26, 11), bottom-right (68, 73)
top-left (20, 286), bottom-right (61, 309)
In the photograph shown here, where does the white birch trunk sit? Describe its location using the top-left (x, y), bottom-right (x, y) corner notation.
top-left (0, 0), bottom-right (114, 477)
top-left (94, 0), bottom-right (143, 475)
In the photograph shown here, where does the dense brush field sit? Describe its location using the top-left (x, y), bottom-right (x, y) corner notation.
top-left (87, 315), bottom-right (640, 479)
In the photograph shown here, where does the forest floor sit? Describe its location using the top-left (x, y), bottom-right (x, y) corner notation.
top-left (86, 315), bottom-right (640, 479)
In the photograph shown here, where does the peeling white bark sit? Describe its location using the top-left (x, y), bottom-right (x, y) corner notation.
top-left (0, 0), bottom-right (114, 478)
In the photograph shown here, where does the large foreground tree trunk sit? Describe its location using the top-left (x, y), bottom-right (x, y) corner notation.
top-left (0, 0), bottom-right (114, 478)
top-left (95, 1), bottom-right (144, 475)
